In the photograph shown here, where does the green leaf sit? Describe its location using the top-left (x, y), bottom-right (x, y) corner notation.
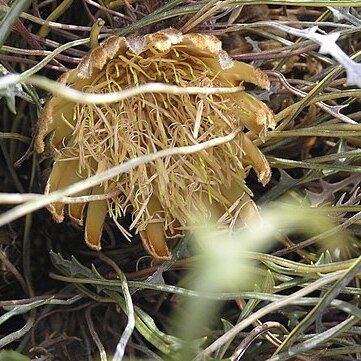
top-left (259, 169), bottom-right (319, 203)
top-left (50, 251), bottom-right (105, 293)
top-left (50, 251), bottom-right (185, 355)
top-left (0, 0), bottom-right (32, 49)
top-left (262, 270), bottom-right (276, 293)
top-left (0, 350), bottom-right (30, 361)
top-left (316, 251), bottom-right (333, 266)
top-left (0, 298), bottom-right (52, 325)
top-left (214, 319), bottom-right (234, 359)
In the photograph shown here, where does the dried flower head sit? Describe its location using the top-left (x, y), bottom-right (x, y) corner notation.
top-left (35, 29), bottom-right (275, 259)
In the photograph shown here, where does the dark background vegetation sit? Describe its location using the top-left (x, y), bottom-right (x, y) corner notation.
top-left (1, 1), bottom-right (361, 360)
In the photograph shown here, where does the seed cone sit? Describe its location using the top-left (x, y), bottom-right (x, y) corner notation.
top-left (36, 29), bottom-right (275, 259)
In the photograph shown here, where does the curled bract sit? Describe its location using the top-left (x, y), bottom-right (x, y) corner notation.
top-left (35, 29), bottom-right (275, 259)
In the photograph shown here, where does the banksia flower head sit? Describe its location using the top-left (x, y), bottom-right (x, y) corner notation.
top-left (35, 29), bottom-right (275, 259)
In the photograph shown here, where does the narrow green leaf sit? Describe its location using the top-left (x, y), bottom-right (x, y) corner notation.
top-left (0, 0), bottom-right (32, 49)
top-left (0, 350), bottom-right (30, 361)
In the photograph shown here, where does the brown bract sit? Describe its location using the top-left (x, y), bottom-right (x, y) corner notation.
top-left (35, 29), bottom-right (275, 259)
